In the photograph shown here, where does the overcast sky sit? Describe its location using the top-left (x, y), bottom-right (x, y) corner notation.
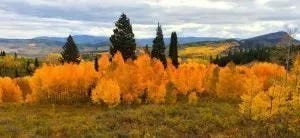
top-left (0, 0), bottom-right (299, 39)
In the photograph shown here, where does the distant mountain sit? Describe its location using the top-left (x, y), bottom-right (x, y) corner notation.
top-left (34, 35), bottom-right (227, 46)
top-left (34, 35), bottom-right (109, 45)
top-left (1, 32), bottom-right (297, 57)
top-left (239, 31), bottom-right (299, 48)
top-left (0, 35), bottom-right (228, 57)
top-left (137, 37), bottom-right (227, 46)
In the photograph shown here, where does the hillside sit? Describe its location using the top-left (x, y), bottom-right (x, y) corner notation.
top-left (0, 36), bottom-right (227, 57)
top-left (0, 31), bottom-right (298, 58)
top-left (178, 40), bottom-right (239, 63)
top-left (239, 31), bottom-right (299, 48)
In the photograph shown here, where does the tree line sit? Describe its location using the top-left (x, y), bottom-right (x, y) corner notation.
top-left (213, 45), bottom-right (300, 69)
top-left (61, 13), bottom-right (179, 68)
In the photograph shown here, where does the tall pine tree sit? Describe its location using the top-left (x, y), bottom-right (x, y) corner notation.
top-left (61, 35), bottom-right (80, 64)
top-left (94, 56), bottom-right (99, 72)
top-left (34, 57), bottom-right (39, 68)
top-left (151, 23), bottom-right (167, 67)
top-left (169, 32), bottom-right (179, 68)
top-left (144, 44), bottom-right (150, 55)
top-left (110, 13), bottom-right (136, 60)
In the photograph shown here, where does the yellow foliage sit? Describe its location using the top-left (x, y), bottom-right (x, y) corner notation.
top-left (0, 77), bottom-right (23, 103)
top-left (251, 62), bottom-right (286, 90)
top-left (146, 59), bottom-right (168, 104)
top-left (291, 55), bottom-right (300, 110)
top-left (114, 61), bottom-right (141, 104)
top-left (241, 83), bottom-right (290, 120)
top-left (135, 54), bottom-right (153, 92)
top-left (98, 54), bottom-right (110, 72)
top-left (171, 63), bottom-right (206, 95)
top-left (45, 53), bottom-right (62, 65)
top-left (147, 82), bottom-right (166, 104)
top-left (239, 74), bottom-right (263, 119)
top-left (216, 63), bottom-right (247, 99)
top-left (204, 64), bottom-right (219, 94)
top-left (112, 51), bottom-right (124, 66)
top-left (15, 77), bottom-right (32, 97)
top-left (91, 78), bottom-right (120, 107)
top-left (28, 62), bottom-right (97, 103)
top-left (179, 42), bottom-right (235, 58)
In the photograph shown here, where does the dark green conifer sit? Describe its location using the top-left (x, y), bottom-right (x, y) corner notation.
top-left (151, 23), bottom-right (167, 67)
top-left (110, 13), bottom-right (136, 60)
top-left (61, 35), bottom-right (80, 64)
top-left (94, 56), bottom-right (99, 72)
top-left (169, 32), bottom-right (179, 68)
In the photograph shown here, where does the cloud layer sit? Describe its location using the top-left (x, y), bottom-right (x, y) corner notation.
top-left (0, 0), bottom-right (299, 39)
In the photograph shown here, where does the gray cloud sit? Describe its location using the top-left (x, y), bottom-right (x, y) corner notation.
top-left (0, 0), bottom-right (299, 39)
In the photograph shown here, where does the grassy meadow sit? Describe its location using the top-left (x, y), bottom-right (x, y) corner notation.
top-left (1, 96), bottom-right (296, 137)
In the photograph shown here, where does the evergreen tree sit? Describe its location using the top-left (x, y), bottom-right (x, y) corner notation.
top-left (26, 60), bottom-right (32, 74)
top-left (14, 52), bottom-right (17, 59)
top-left (94, 56), bottom-right (99, 72)
top-left (169, 32), bottom-right (179, 68)
top-left (110, 13), bottom-right (136, 60)
top-left (0, 51), bottom-right (5, 56)
top-left (14, 69), bottom-right (19, 78)
top-left (144, 44), bottom-right (150, 55)
top-left (34, 57), bottom-right (39, 68)
top-left (61, 35), bottom-right (80, 64)
top-left (151, 23), bottom-right (167, 67)
top-left (209, 55), bottom-right (213, 64)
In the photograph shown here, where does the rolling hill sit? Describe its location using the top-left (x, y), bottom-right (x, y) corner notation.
top-left (177, 32), bottom-right (300, 63)
top-left (239, 31), bottom-right (299, 48)
top-left (0, 36), bottom-right (227, 57)
top-left (0, 31), bottom-right (298, 58)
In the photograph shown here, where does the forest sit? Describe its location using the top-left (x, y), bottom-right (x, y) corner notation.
top-left (0, 13), bottom-right (299, 137)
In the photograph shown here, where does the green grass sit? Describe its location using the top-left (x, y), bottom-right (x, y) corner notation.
top-left (0, 97), bottom-right (297, 137)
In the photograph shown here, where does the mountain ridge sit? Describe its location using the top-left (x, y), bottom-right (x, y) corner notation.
top-left (0, 31), bottom-right (298, 57)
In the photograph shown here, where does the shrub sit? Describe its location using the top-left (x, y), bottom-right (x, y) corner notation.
top-left (0, 77), bottom-right (23, 103)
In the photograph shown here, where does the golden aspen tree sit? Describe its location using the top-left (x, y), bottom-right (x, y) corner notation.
top-left (98, 53), bottom-right (110, 71)
top-left (15, 77), bottom-right (32, 98)
top-left (147, 82), bottom-right (167, 104)
top-left (239, 73), bottom-right (263, 119)
top-left (91, 78), bottom-right (120, 107)
top-left (109, 52), bottom-right (141, 104)
top-left (203, 64), bottom-right (219, 94)
top-left (116, 60), bottom-right (142, 104)
top-left (28, 62), bottom-right (97, 103)
top-left (164, 58), bottom-right (179, 103)
top-left (112, 51), bottom-right (124, 66)
top-left (146, 59), bottom-right (168, 104)
top-left (172, 63), bottom-right (206, 96)
top-left (216, 62), bottom-right (246, 99)
top-left (291, 55), bottom-right (300, 110)
top-left (249, 84), bottom-right (290, 120)
top-left (0, 77), bottom-right (23, 103)
top-left (134, 54), bottom-right (153, 94)
top-left (251, 62), bottom-right (286, 90)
